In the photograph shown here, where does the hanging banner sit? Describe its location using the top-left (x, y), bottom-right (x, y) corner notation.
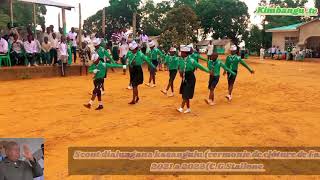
top-left (256, 6), bottom-right (318, 16)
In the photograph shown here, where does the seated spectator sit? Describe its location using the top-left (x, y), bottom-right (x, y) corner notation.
top-left (33, 37), bottom-right (42, 65)
top-left (23, 34), bottom-right (38, 67)
top-left (50, 33), bottom-right (59, 65)
top-left (0, 35), bottom-right (8, 55)
top-left (41, 36), bottom-right (52, 66)
top-left (0, 141), bottom-right (43, 180)
top-left (10, 33), bottom-right (24, 65)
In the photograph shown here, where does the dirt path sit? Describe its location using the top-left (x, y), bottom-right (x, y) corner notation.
top-left (0, 58), bottom-right (319, 180)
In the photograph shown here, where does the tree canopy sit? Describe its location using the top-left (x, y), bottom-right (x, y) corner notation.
top-left (196, 0), bottom-right (249, 46)
top-left (0, 0), bottom-right (46, 29)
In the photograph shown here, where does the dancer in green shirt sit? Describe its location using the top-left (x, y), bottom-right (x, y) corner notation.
top-left (223, 45), bottom-right (254, 101)
top-left (145, 41), bottom-right (164, 87)
top-left (127, 41), bottom-right (155, 105)
top-left (205, 52), bottom-right (236, 106)
top-left (84, 53), bottom-right (125, 110)
top-left (161, 47), bottom-right (180, 97)
top-left (177, 45), bottom-right (210, 114)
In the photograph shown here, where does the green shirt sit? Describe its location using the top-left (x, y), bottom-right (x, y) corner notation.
top-left (164, 55), bottom-right (179, 70)
top-left (88, 61), bottom-right (123, 79)
top-left (97, 46), bottom-right (115, 63)
top-left (207, 59), bottom-right (236, 76)
top-left (190, 52), bottom-right (209, 62)
top-left (225, 55), bottom-right (253, 72)
top-left (148, 48), bottom-right (164, 61)
top-left (127, 50), bottom-right (155, 68)
top-left (178, 56), bottom-right (210, 73)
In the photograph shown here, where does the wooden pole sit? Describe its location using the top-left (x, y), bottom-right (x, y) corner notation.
top-left (9, 0), bottom-right (13, 27)
top-left (132, 11), bottom-right (137, 39)
top-left (58, 13), bottom-right (61, 28)
top-left (33, 3), bottom-right (37, 38)
top-left (102, 7), bottom-right (106, 36)
top-left (79, 3), bottom-right (82, 46)
top-left (62, 8), bottom-right (66, 35)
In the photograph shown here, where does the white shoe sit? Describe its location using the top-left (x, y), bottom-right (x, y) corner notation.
top-left (145, 83), bottom-right (150, 87)
top-left (176, 107), bottom-right (183, 113)
top-left (34, 63), bottom-right (38, 67)
top-left (127, 86), bottom-right (133, 90)
top-left (184, 108), bottom-right (191, 114)
top-left (161, 90), bottom-right (167, 95)
top-left (225, 95), bottom-right (232, 101)
top-left (27, 63), bottom-right (31, 67)
top-left (168, 93), bottom-right (174, 97)
top-left (151, 84), bottom-right (156, 88)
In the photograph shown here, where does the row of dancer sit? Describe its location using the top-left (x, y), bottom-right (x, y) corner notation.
top-left (84, 40), bottom-right (254, 113)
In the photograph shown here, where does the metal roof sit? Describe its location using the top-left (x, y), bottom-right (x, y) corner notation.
top-left (266, 23), bottom-right (303, 32)
top-left (17, 0), bottom-right (74, 10)
top-left (266, 18), bottom-right (320, 32)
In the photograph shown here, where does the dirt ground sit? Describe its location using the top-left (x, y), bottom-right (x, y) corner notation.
top-left (0, 57), bottom-right (320, 180)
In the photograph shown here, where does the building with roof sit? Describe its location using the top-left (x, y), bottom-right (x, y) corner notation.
top-left (196, 39), bottom-right (233, 54)
top-left (266, 18), bottom-right (320, 56)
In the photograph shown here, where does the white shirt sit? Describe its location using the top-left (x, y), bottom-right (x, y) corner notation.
top-left (271, 47), bottom-right (276, 53)
top-left (58, 42), bottom-right (68, 56)
top-left (23, 40), bottom-right (37, 53)
top-left (50, 38), bottom-right (59, 49)
top-left (119, 43), bottom-right (129, 58)
top-left (0, 38), bottom-right (8, 54)
top-left (68, 31), bottom-right (77, 47)
top-left (207, 44), bottom-right (214, 55)
top-left (140, 34), bottom-right (149, 43)
top-left (82, 36), bottom-right (91, 44)
top-left (12, 39), bottom-right (23, 53)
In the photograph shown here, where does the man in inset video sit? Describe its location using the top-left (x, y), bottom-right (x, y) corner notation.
top-left (0, 141), bottom-right (43, 180)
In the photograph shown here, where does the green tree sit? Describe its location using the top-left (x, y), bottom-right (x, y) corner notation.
top-left (245, 25), bottom-right (263, 54)
top-left (140, 0), bottom-right (172, 36)
top-left (0, 0), bottom-right (46, 29)
top-left (83, 0), bottom-right (141, 38)
top-left (259, 0), bottom-right (308, 48)
top-left (161, 5), bottom-right (199, 45)
top-left (196, 0), bottom-right (249, 46)
top-left (158, 28), bottom-right (179, 51)
top-left (264, 0), bottom-right (308, 29)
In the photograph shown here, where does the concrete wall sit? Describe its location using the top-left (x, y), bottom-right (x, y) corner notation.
top-left (0, 65), bottom-right (87, 81)
top-left (272, 31), bottom-right (299, 51)
top-left (298, 20), bottom-right (320, 45)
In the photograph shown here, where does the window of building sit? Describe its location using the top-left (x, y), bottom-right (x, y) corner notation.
top-left (284, 37), bottom-right (298, 49)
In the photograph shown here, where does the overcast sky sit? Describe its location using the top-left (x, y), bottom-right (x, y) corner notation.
top-left (45, 0), bottom-right (315, 32)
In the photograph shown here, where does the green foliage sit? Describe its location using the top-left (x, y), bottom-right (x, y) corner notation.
top-left (0, 0), bottom-right (46, 29)
top-left (265, 0), bottom-right (308, 29)
top-left (245, 25), bottom-right (263, 54)
top-left (158, 28), bottom-right (179, 51)
top-left (83, 0), bottom-right (141, 38)
top-left (260, 0), bottom-right (308, 48)
top-left (161, 5), bottom-right (199, 45)
top-left (196, 0), bottom-right (249, 46)
top-left (140, 0), bottom-right (172, 36)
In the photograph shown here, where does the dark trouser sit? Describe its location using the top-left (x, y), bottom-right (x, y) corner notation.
top-left (26, 53), bottom-right (35, 66)
top-left (71, 46), bottom-right (77, 63)
top-left (42, 51), bottom-right (51, 64)
top-left (93, 78), bottom-right (104, 97)
top-left (34, 53), bottom-right (40, 64)
top-left (10, 51), bottom-right (24, 66)
top-left (50, 48), bottom-right (58, 64)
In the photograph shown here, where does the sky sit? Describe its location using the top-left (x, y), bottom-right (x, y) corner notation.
top-left (44, 0), bottom-right (315, 32)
